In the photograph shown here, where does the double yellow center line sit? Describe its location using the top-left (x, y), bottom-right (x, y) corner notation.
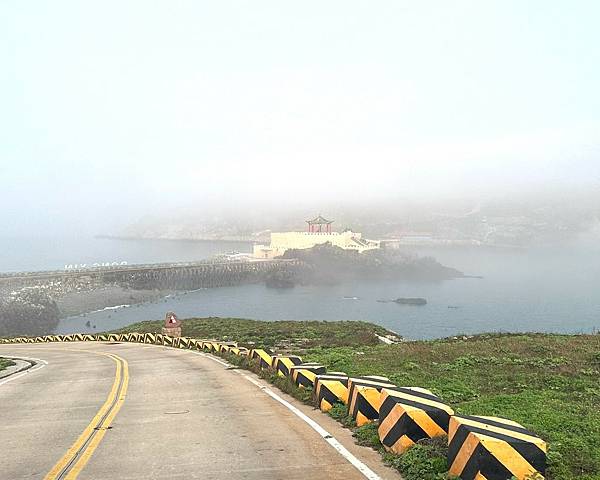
top-left (45, 352), bottom-right (129, 480)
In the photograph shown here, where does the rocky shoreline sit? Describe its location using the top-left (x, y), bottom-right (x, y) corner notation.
top-left (55, 286), bottom-right (174, 319)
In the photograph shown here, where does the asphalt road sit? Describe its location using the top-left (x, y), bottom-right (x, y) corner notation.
top-left (0, 342), bottom-right (401, 480)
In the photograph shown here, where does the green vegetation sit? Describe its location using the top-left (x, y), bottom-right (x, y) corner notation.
top-left (301, 334), bottom-right (600, 480)
top-left (116, 317), bottom-right (600, 479)
top-left (114, 317), bottom-right (393, 349)
top-left (0, 357), bottom-right (16, 371)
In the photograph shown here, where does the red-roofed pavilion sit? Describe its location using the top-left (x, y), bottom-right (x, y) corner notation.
top-left (306, 215), bottom-right (333, 233)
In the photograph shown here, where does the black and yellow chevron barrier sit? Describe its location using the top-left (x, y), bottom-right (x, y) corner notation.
top-left (129, 333), bottom-right (142, 343)
top-left (313, 372), bottom-right (348, 412)
top-left (378, 387), bottom-right (454, 454)
top-left (347, 376), bottom-right (396, 427)
top-left (143, 333), bottom-right (156, 344)
top-left (249, 348), bottom-right (274, 369)
top-left (447, 415), bottom-right (546, 480)
top-left (272, 355), bottom-right (303, 377)
top-left (230, 346), bottom-right (248, 356)
top-left (290, 363), bottom-right (327, 388)
top-left (219, 342), bottom-right (238, 353)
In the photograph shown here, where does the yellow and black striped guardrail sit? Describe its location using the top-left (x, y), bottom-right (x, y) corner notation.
top-left (313, 372), bottom-right (349, 412)
top-left (272, 355), bottom-right (303, 377)
top-left (378, 387), bottom-right (454, 454)
top-left (0, 332), bottom-right (548, 478)
top-left (289, 363), bottom-right (327, 388)
top-left (447, 414), bottom-right (546, 480)
top-left (348, 376), bottom-right (396, 427)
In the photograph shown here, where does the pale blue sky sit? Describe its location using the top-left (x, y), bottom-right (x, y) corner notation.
top-left (1, 1), bottom-right (599, 234)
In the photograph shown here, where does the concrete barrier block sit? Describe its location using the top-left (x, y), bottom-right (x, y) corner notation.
top-left (290, 363), bottom-right (327, 388)
top-left (126, 333), bottom-right (141, 343)
top-left (143, 333), bottom-right (156, 344)
top-left (348, 376), bottom-right (396, 427)
top-left (448, 415), bottom-right (547, 480)
top-left (313, 372), bottom-right (349, 411)
top-left (272, 355), bottom-right (303, 377)
top-left (378, 387), bottom-right (454, 454)
top-left (249, 349), bottom-right (275, 369)
top-left (230, 347), bottom-right (249, 356)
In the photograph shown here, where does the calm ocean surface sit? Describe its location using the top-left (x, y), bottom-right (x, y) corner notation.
top-left (1, 236), bottom-right (598, 340)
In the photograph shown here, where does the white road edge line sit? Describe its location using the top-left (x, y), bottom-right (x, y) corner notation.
top-left (0, 356), bottom-right (48, 386)
top-left (187, 349), bottom-right (383, 480)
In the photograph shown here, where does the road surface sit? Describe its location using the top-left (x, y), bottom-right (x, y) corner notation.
top-left (0, 342), bottom-right (401, 479)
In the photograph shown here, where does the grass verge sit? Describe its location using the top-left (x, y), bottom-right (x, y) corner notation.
top-left (114, 317), bottom-right (396, 350)
top-left (0, 357), bottom-right (16, 371)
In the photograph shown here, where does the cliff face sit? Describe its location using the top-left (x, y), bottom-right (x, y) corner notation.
top-left (278, 244), bottom-right (463, 285)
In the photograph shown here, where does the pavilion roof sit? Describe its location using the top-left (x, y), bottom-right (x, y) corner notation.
top-left (306, 214), bottom-right (333, 225)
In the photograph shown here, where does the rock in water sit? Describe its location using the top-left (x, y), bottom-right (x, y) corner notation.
top-left (393, 297), bottom-right (427, 305)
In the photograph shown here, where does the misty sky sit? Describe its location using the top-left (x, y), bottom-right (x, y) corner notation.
top-left (1, 1), bottom-right (599, 235)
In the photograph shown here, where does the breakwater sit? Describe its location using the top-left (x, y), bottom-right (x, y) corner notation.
top-left (0, 260), bottom-right (301, 336)
top-left (0, 259), bottom-right (301, 291)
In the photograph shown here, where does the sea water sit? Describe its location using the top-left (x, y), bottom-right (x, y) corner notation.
top-left (41, 236), bottom-right (600, 339)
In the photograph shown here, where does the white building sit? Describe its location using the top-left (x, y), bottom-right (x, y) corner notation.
top-left (253, 215), bottom-right (380, 259)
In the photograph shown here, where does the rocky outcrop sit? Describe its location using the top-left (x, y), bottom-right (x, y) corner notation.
top-left (279, 244), bottom-right (462, 284)
top-left (0, 289), bottom-right (60, 337)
